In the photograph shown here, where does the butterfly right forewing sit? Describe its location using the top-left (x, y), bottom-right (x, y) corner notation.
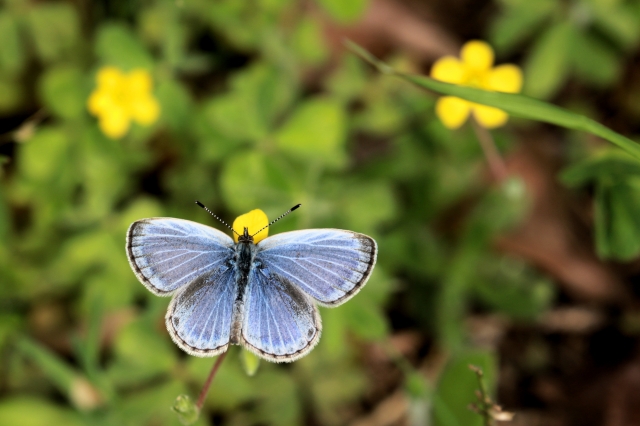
top-left (255, 229), bottom-right (377, 306)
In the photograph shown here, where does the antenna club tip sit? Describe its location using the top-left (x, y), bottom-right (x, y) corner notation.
top-left (292, 204), bottom-right (301, 211)
top-left (195, 201), bottom-right (205, 208)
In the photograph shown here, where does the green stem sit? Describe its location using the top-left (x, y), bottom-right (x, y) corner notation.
top-left (345, 40), bottom-right (640, 161)
top-left (469, 365), bottom-right (492, 426)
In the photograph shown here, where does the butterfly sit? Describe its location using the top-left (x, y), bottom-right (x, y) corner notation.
top-left (126, 203), bottom-right (377, 362)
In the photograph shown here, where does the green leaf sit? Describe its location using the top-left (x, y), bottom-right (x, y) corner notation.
top-left (157, 79), bottom-right (192, 132)
top-left (0, 12), bottom-right (25, 74)
top-left (275, 97), bottom-right (347, 167)
top-left (571, 33), bottom-right (620, 87)
top-left (473, 256), bottom-right (555, 320)
top-left (346, 42), bottom-right (640, 160)
top-left (202, 63), bottom-right (295, 142)
top-left (15, 337), bottom-right (77, 397)
top-left (108, 381), bottom-right (195, 426)
top-left (523, 21), bottom-right (573, 99)
top-left (489, 0), bottom-right (556, 53)
top-left (107, 317), bottom-right (176, 387)
top-left (592, 3), bottom-right (640, 50)
top-left (19, 127), bottom-right (70, 183)
top-left (432, 351), bottom-right (497, 426)
top-left (0, 397), bottom-right (84, 426)
top-left (241, 349), bottom-right (261, 376)
top-left (343, 300), bottom-right (388, 341)
top-left (315, 0), bottom-right (369, 23)
top-left (0, 76), bottom-right (22, 112)
top-left (561, 150), bottom-right (640, 185)
top-left (325, 55), bottom-right (368, 102)
top-left (594, 180), bottom-right (640, 260)
top-left (220, 150), bottom-right (294, 213)
top-left (26, 3), bottom-right (80, 63)
top-left (254, 369), bottom-right (303, 426)
top-left (48, 231), bottom-right (111, 285)
top-left (172, 395), bottom-right (199, 426)
top-left (0, 189), bottom-right (7, 242)
top-left (39, 66), bottom-right (88, 120)
top-left (341, 181), bottom-right (396, 232)
top-left (292, 17), bottom-right (329, 65)
top-left (95, 23), bottom-right (154, 70)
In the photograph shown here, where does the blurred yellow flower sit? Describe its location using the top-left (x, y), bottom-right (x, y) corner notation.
top-left (430, 40), bottom-right (523, 129)
top-left (87, 67), bottom-right (160, 139)
top-left (233, 209), bottom-right (269, 243)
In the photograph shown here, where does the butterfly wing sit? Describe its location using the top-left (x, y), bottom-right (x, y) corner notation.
top-left (255, 229), bottom-right (377, 306)
top-left (165, 265), bottom-right (237, 356)
top-left (126, 218), bottom-right (235, 295)
top-left (240, 265), bottom-right (321, 362)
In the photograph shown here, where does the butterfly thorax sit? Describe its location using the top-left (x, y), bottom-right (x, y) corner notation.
top-left (234, 227), bottom-right (257, 279)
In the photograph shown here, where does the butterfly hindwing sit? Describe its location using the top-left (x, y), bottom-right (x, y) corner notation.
top-left (240, 265), bottom-right (321, 362)
top-left (256, 229), bottom-right (377, 306)
top-left (126, 218), bottom-right (235, 295)
top-left (166, 265), bottom-right (237, 356)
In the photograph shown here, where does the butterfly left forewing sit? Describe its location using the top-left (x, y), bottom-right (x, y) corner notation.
top-left (256, 229), bottom-right (377, 306)
top-left (127, 218), bottom-right (234, 295)
top-left (240, 266), bottom-right (321, 362)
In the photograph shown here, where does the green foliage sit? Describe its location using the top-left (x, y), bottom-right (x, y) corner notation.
top-left (3, 0), bottom-right (639, 425)
top-left (315, 0), bottom-right (370, 23)
top-left (491, 0), bottom-right (640, 99)
top-left (562, 150), bottom-right (640, 260)
top-left (0, 397), bottom-right (84, 426)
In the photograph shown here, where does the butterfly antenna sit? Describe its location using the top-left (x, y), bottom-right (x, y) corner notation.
top-left (195, 201), bottom-right (240, 237)
top-left (251, 204), bottom-right (301, 237)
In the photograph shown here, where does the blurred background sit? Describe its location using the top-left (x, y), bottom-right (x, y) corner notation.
top-left (3, 0), bottom-right (640, 425)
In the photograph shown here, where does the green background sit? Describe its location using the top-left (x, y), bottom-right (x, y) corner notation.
top-left (2, 0), bottom-right (640, 425)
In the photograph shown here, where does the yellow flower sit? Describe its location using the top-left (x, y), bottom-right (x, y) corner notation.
top-left (430, 40), bottom-right (523, 129)
top-left (87, 67), bottom-right (160, 139)
top-left (232, 209), bottom-right (269, 243)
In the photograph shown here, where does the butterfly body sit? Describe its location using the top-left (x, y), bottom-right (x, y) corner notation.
top-left (127, 216), bottom-right (377, 362)
top-left (229, 229), bottom-right (258, 345)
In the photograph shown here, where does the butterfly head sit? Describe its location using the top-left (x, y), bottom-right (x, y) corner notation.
top-left (195, 202), bottom-right (301, 245)
top-left (237, 227), bottom-right (254, 244)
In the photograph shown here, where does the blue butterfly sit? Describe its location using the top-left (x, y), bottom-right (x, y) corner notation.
top-left (126, 204), bottom-right (377, 362)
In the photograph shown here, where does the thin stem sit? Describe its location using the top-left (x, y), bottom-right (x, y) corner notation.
top-left (472, 121), bottom-right (509, 183)
top-left (196, 351), bottom-right (228, 410)
top-left (469, 365), bottom-right (492, 426)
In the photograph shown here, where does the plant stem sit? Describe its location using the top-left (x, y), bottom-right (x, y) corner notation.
top-left (471, 121), bottom-right (509, 182)
top-left (196, 351), bottom-right (228, 410)
top-left (469, 365), bottom-right (492, 426)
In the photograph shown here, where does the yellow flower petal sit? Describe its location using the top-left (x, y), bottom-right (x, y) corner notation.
top-left (461, 40), bottom-right (494, 72)
top-left (99, 107), bottom-right (131, 139)
top-left (233, 209), bottom-right (269, 243)
top-left (431, 56), bottom-right (467, 84)
top-left (87, 90), bottom-right (113, 115)
top-left (130, 96), bottom-right (160, 125)
top-left (126, 69), bottom-right (153, 95)
top-left (435, 96), bottom-right (471, 129)
top-left (96, 67), bottom-right (124, 90)
top-left (472, 104), bottom-right (509, 129)
top-left (486, 64), bottom-right (523, 93)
